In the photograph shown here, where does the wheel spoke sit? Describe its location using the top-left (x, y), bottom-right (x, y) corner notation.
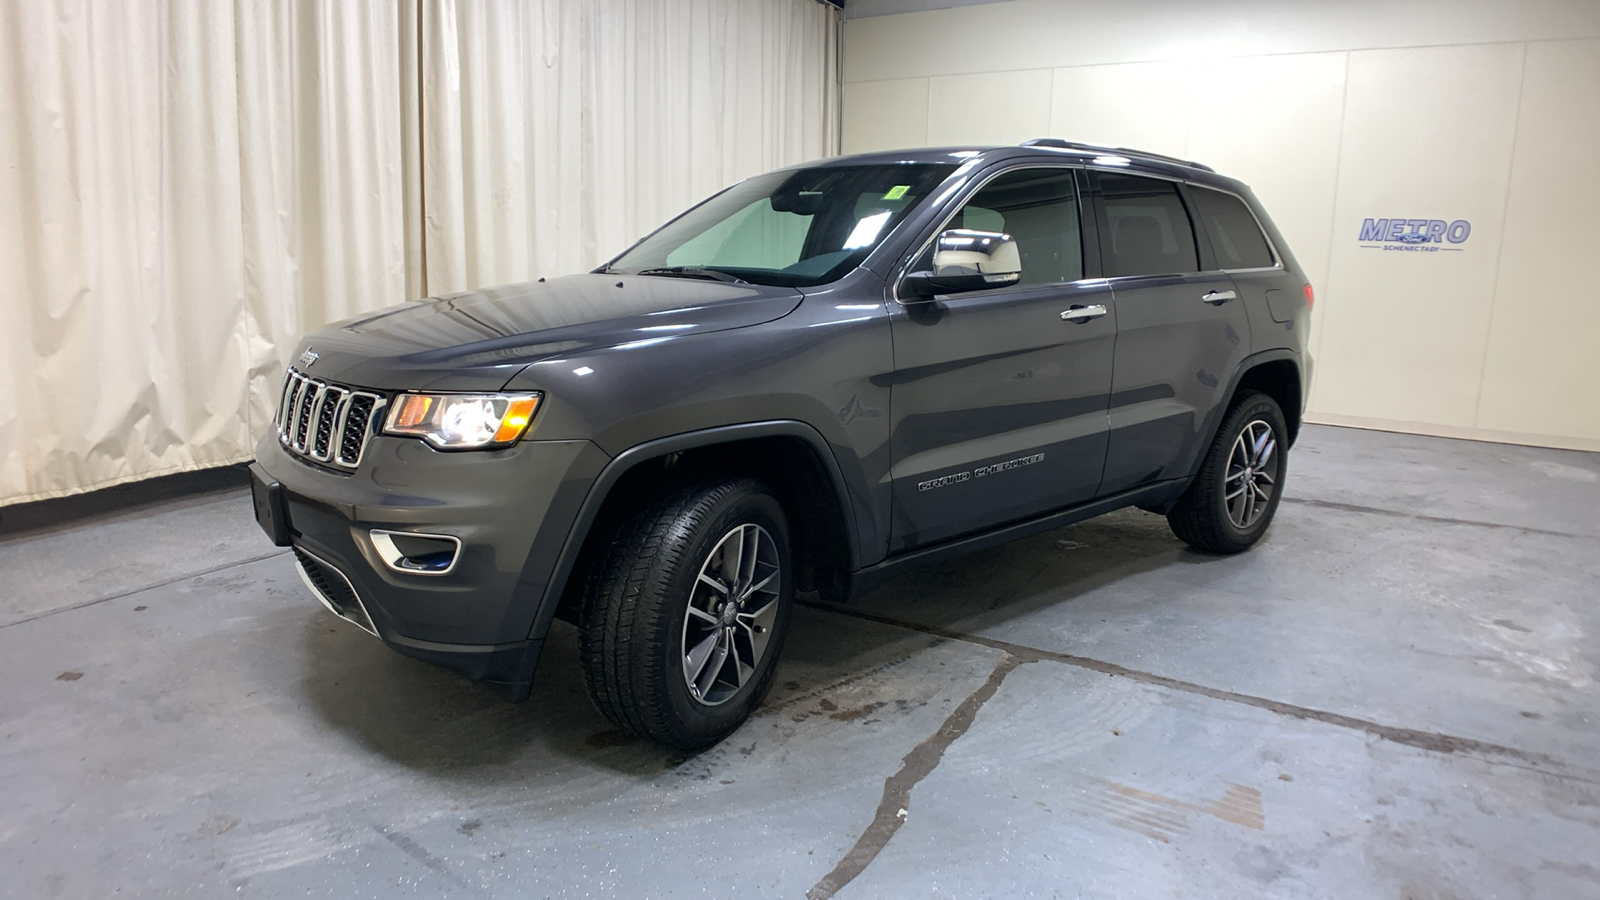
top-left (1248, 425), bottom-right (1265, 458)
top-left (698, 572), bottom-right (731, 596)
top-left (739, 594), bottom-right (779, 629)
top-left (1225, 482), bottom-right (1248, 501)
top-left (1257, 435), bottom-right (1277, 467)
top-left (693, 631), bottom-right (731, 699)
top-left (721, 531), bottom-right (745, 593)
top-left (731, 630), bottom-right (755, 688)
top-left (686, 604), bottom-right (718, 624)
top-left (740, 570), bottom-right (777, 602)
top-left (683, 629), bottom-right (721, 693)
top-left (740, 527), bottom-right (761, 595)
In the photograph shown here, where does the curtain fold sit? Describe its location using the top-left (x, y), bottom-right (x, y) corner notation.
top-left (0, 0), bottom-right (837, 507)
top-left (419, 0), bottom-right (838, 295)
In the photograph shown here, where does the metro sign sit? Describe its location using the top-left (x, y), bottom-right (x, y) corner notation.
top-left (1358, 217), bottom-right (1471, 252)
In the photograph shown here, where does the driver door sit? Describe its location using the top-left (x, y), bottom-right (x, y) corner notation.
top-left (886, 166), bottom-right (1116, 553)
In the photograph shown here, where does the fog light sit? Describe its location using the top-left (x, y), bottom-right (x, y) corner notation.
top-left (369, 530), bottom-right (462, 576)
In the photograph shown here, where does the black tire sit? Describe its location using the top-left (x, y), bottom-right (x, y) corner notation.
top-left (1167, 390), bottom-right (1288, 554)
top-left (579, 477), bottom-right (794, 750)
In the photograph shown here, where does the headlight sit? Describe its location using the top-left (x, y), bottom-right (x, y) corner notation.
top-left (383, 392), bottom-right (542, 449)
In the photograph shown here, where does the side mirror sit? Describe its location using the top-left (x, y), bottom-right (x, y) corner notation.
top-left (902, 229), bottom-right (1022, 299)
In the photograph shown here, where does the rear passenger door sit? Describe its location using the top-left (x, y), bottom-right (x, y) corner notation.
top-left (1090, 171), bottom-right (1251, 496)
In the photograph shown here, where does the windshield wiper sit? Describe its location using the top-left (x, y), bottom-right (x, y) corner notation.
top-left (634, 266), bottom-right (748, 285)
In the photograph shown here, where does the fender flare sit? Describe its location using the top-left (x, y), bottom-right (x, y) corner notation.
top-left (1187, 347), bottom-right (1305, 480)
top-left (526, 419), bottom-right (862, 642)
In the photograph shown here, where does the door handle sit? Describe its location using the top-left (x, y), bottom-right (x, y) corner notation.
top-left (1060, 304), bottom-right (1108, 323)
top-left (1201, 289), bottom-right (1238, 305)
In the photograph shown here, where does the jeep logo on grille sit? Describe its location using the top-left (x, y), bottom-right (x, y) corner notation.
top-left (298, 347), bottom-right (320, 367)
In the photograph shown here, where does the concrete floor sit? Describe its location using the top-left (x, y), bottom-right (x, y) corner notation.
top-left (2, 424), bottom-right (1598, 899)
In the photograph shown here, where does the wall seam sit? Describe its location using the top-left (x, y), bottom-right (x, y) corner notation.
top-left (1469, 41), bottom-right (1530, 429)
top-left (1308, 49), bottom-right (1354, 397)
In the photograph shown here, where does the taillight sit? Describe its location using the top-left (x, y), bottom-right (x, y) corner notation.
top-left (1303, 283), bottom-right (1315, 311)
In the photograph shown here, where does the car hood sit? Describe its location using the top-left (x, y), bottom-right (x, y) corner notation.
top-left (287, 274), bottom-right (804, 391)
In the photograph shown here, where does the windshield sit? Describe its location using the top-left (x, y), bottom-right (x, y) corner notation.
top-left (606, 163), bottom-right (956, 288)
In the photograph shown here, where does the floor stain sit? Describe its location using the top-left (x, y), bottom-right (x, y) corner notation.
top-left (829, 701), bottom-right (887, 723)
top-left (55, 671), bottom-right (82, 682)
top-left (1073, 779), bottom-right (1265, 842)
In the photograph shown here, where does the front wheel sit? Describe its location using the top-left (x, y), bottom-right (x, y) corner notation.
top-left (1167, 391), bottom-right (1288, 554)
top-left (580, 477), bottom-right (793, 750)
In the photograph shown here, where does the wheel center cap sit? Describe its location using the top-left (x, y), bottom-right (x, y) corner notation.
top-left (722, 602), bottom-right (739, 625)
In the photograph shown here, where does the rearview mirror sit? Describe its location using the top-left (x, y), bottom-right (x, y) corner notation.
top-left (902, 229), bottom-right (1022, 299)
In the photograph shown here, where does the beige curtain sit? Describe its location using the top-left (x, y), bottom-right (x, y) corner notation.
top-left (0, 0), bottom-right (837, 507)
top-left (419, 0), bottom-right (839, 294)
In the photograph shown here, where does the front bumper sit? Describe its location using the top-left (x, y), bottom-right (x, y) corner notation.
top-left (251, 431), bottom-right (609, 696)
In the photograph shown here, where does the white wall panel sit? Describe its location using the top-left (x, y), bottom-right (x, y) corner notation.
top-left (1475, 39), bottom-right (1600, 442)
top-left (925, 68), bottom-right (1051, 146)
top-left (843, 0), bottom-right (1600, 449)
top-left (1184, 52), bottom-right (1348, 386)
top-left (1048, 61), bottom-right (1190, 159)
top-left (1315, 43), bottom-right (1524, 428)
top-left (842, 77), bottom-right (930, 153)
top-left (845, 0), bottom-right (1600, 83)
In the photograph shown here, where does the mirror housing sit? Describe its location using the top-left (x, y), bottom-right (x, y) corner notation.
top-left (902, 229), bottom-right (1022, 299)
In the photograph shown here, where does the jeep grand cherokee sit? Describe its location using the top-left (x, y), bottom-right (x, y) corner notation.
top-left (250, 139), bottom-right (1313, 750)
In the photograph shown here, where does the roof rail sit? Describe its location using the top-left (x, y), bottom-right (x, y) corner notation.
top-left (1019, 138), bottom-right (1215, 173)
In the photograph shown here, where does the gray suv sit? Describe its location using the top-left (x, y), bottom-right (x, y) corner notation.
top-left (249, 139), bottom-right (1313, 749)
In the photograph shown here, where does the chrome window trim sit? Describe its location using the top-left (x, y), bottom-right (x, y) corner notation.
top-left (892, 161), bottom-right (1088, 305)
top-left (368, 529), bottom-right (464, 577)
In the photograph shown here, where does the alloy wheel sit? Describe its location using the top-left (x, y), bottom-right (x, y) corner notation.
top-left (1224, 420), bottom-right (1278, 529)
top-left (680, 523), bottom-right (782, 706)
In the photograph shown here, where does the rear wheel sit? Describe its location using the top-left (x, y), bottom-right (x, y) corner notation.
top-left (1167, 391), bottom-right (1287, 554)
top-left (580, 477), bottom-right (793, 750)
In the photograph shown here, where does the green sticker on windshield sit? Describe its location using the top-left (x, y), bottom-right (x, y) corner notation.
top-left (883, 184), bottom-right (910, 200)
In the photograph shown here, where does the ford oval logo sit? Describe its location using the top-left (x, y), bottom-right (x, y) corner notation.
top-left (298, 347), bottom-right (320, 368)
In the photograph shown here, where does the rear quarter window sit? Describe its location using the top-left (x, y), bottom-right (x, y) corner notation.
top-left (1190, 186), bottom-right (1276, 270)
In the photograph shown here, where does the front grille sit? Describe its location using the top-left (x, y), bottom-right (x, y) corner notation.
top-left (274, 367), bottom-right (385, 469)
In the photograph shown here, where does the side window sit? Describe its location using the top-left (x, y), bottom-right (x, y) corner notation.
top-left (923, 168), bottom-right (1083, 286)
top-left (1189, 186), bottom-right (1275, 269)
top-left (1099, 173), bottom-right (1199, 277)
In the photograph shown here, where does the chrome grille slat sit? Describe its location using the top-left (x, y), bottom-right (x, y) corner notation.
top-left (310, 387), bottom-right (346, 461)
top-left (293, 379), bottom-right (322, 451)
top-left (274, 367), bottom-right (381, 471)
top-left (303, 383), bottom-right (330, 453)
top-left (275, 374), bottom-right (296, 431)
top-left (280, 375), bottom-right (306, 445)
